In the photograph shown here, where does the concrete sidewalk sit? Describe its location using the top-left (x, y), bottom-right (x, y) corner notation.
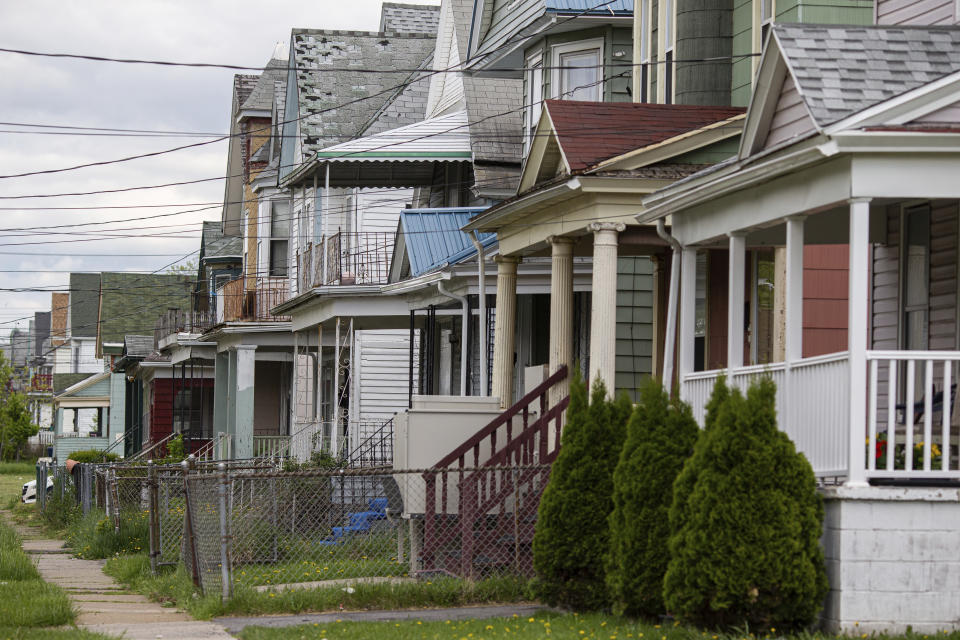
top-left (5, 512), bottom-right (234, 640)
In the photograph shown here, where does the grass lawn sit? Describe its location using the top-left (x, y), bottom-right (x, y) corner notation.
top-left (0, 516), bottom-right (75, 628)
top-left (235, 612), bottom-right (960, 640)
top-left (104, 552), bottom-right (534, 620)
top-left (0, 629), bottom-right (116, 640)
top-left (0, 461), bottom-right (36, 504)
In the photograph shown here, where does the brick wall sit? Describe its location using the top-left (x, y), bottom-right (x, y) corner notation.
top-left (821, 486), bottom-right (960, 633)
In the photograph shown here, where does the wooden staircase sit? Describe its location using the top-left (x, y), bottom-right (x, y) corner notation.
top-left (421, 365), bottom-right (569, 578)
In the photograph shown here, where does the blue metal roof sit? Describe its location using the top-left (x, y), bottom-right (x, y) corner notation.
top-left (545, 0), bottom-right (632, 14)
top-left (400, 208), bottom-right (497, 277)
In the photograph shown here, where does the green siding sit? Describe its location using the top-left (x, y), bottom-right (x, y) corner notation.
top-left (528, 27), bottom-right (634, 103)
top-left (55, 436), bottom-right (110, 462)
top-left (731, 0), bottom-right (873, 106)
top-left (671, 136), bottom-right (741, 164)
top-left (615, 257), bottom-right (654, 401)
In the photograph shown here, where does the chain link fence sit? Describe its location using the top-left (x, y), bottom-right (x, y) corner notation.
top-left (36, 457), bottom-right (550, 602)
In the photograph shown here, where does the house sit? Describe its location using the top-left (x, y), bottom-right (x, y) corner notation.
top-left (637, 22), bottom-right (960, 633)
top-left (51, 371), bottom-right (118, 461)
top-left (48, 274), bottom-right (103, 375)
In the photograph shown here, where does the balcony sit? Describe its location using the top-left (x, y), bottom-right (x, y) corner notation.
top-left (30, 373), bottom-right (52, 393)
top-left (216, 277), bottom-right (290, 323)
top-left (297, 232), bottom-right (394, 292)
top-left (154, 308), bottom-right (213, 349)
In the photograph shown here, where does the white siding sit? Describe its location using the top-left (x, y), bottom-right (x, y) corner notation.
top-left (355, 329), bottom-right (417, 421)
top-left (425, 0), bottom-right (465, 117)
top-left (356, 188), bottom-right (412, 232)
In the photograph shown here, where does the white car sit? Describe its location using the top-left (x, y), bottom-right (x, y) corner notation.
top-left (21, 477), bottom-right (54, 504)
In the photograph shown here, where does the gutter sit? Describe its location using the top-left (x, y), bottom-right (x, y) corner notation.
top-left (436, 281), bottom-right (469, 396)
top-left (656, 220), bottom-right (681, 392)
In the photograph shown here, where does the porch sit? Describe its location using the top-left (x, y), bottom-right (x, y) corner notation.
top-left (216, 276), bottom-right (289, 323)
top-left (664, 185), bottom-right (960, 485)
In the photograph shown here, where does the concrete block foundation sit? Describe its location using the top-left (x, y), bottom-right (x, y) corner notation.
top-left (821, 485), bottom-right (960, 633)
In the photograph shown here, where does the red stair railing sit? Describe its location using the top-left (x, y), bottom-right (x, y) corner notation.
top-left (421, 365), bottom-right (569, 578)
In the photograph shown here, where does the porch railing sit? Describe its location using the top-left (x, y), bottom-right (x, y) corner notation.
top-left (154, 308), bottom-right (213, 347)
top-left (867, 351), bottom-right (960, 478)
top-left (683, 352), bottom-right (850, 477)
top-left (345, 418), bottom-right (394, 467)
top-left (323, 232), bottom-right (393, 286)
top-left (253, 435), bottom-right (291, 460)
top-left (216, 277), bottom-right (290, 323)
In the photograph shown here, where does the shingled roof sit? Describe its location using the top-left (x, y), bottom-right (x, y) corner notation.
top-left (544, 100), bottom-right (746, 172)
top-left (281, 26), bottom-right (437, 176)
top-left (200, 221), bottom-right (242, 260)
top-left (380, 3), bottom-right (440, 35)
top-left (96, 273), bottom-right (193, 357)
top-left (774, 23), bottom-right (960, 127)
top-left (240, 57), bottom-right (288, 114)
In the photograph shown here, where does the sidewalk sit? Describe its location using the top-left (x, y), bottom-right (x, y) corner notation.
top-left (6, 512), bottom-right (234, 640)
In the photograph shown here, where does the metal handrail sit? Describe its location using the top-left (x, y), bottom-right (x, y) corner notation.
top-left (345, 418), bottom-right (394, 467)
top-left (129, 431), bottom-right (177, 462)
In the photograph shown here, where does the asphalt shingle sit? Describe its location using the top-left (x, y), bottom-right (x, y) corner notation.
top-left (774, 23), bottom-right (960, 127)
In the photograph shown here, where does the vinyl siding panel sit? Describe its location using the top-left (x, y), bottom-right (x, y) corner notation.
top-left (928, 202), bottom-right (958, 350)
top-left (872, 207), bottom-right (901, 351)
top-left (877, 0), bottom-right (957, 25)
top-left (916, 100), bottom-right (960, 123)
top-left (477, 0), bottom-right (546, 60)
top-left (615, 257), bottom-right (654, 401)
top-left (765, 74), bottom-right (816, 149)
top-left (356, 329), bottom-right (417, 421)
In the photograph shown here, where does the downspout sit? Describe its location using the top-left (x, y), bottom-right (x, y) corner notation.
top-left (470, 231), bottom-right (488, 396)
top-left (656, 219), bottom-right (681, 392)
top-left (437, 280), bottom-right (468, 396)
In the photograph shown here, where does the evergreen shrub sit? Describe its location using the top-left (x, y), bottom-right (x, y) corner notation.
top-left (66, 449), bottom-right (120, 464)
top-left (532, 373), bottom-right (631, 610)
top-left (663, 376), bottom-right (828, 629)
top-left (606, 378), bottom-right (698, 617)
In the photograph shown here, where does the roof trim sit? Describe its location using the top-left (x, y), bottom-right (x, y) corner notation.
top-left (313, 150), bottom-right (473, 160)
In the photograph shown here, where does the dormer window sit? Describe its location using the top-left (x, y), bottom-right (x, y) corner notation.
top-left (552, 39), bottom-right (603, 102)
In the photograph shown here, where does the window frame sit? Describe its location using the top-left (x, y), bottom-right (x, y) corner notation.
top-left (524, 52), bottom-right (544, 154)
top-left (269, 200), bottom-right (290, 278)
top-left (636, 0), bottom-right (651, 102)
top-left (658, 0), bottom-right (676, 104)
top-left (550, 38), bottom-right (605, 102)
top-left (753, 0), bottom-right (776, 79)
top-left (899, 203), bottom-right (931, 353)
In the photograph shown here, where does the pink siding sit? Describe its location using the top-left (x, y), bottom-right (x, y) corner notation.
top-left (803, 245), bottom-right (849, 357)
top-left (876, 0), bottom-right (957, 25)
top-left (765, 74), bottom-right (816, 150)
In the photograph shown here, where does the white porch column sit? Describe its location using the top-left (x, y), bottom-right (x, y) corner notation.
top-left (589, 222), bottom-right (626, 396)
top-left (492, 256), bottom-right (520, 409)
top-left (233, 345), bottom-right (256, 460)
top-left (548, 236), bottom-right (575, 403)
top-left (847, 198), bottom-right (872, 486)
top-left (785, 215), bottom-right (806, 363)
top-left (677, 247), bottom-right (698, 396)
top-left (727, 232), bottom-right (747, 369)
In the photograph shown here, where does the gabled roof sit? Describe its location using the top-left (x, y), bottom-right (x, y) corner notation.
top-left (742, 23), bottom-right (960, 156)
top-left (380, 3), bottom-right (441, 34)
top-left (240, 57), bottom-right (288, 115)
top-left (200, 221), bottom-right (242, 260)
top-left (397, 207), bottom-right (495, 277)
top-left (777, 24), bottom-right (960, 128)
top-left (96, 273), bottom-right (193, 358)
top-left (281, 28), bottom-right (438, 178)
top-left (519, 100), bottom-right (745, 193)
top-left (55, 371), bottom-right (110, 399)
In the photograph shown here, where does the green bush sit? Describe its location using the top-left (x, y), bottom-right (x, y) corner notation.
top-left (532, 373), bottom-right (631, 611)
top-left (606, 378), bottom-right (698, 617)
top-left (663, 376), bottom-right (828, 629)
top-left (66, 449), bottom-right (119, 464)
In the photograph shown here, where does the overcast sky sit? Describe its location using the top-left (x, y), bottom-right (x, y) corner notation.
top-left (0, 0), bottom-right (439, 340)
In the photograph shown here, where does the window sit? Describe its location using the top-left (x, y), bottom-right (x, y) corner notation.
top-left (269, 201), bottom-right (290, 277)
top-left (638, 0), bottom-right (650, 102)
top-left (173, 385), bottom-right (214, 439)
top-left (552, 40), bottom-right (603, 102)
top-left (760, 0), bottom-right (775, 47)
top-left (661, 0), bottom-right (675, 104)
top-left (902, 205), bottom-right (930, 352)
top-left (525, 53), bottom-right (543, 152)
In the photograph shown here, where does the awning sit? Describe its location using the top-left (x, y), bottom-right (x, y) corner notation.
top-left (284, 111), bottom-right (473, 188)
